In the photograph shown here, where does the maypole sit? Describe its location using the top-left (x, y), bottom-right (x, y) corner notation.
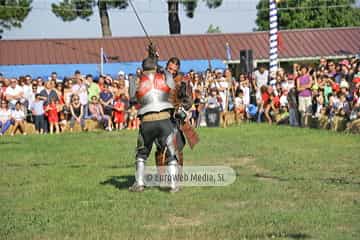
top-left (269, 0), bottom-right (278, 77)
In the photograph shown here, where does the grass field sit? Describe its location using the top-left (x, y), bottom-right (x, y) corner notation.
top-left (1, 124), bottom-right (359, 240)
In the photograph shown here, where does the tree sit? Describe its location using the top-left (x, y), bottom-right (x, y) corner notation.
top-left (206, 24), bottom-right (221, 33)
top-left (52, 0), bottom-right (223, 37)
top-left (168, 0), bottom-right (223, 34)
top-left (0, 0), bottom-right (32, 37)
top-left (255, 0), bottom-right (360, 31)
top-left (52, 0), bottom-right (128, 37)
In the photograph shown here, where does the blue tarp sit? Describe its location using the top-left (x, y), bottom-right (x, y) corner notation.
top-left (0, 59), bottom-right (225, 80)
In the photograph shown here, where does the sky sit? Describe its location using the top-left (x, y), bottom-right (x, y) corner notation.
top-left (2, 0), bottom-right (260, 39)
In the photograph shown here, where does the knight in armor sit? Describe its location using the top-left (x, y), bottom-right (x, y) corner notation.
top-left (129, 52), bottom-right (181, 193)
top-left (155, 57), bottom-right (194, 168)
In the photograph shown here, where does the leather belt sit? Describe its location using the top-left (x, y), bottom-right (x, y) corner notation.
top-left (142, 112), bottom-right (170, 122)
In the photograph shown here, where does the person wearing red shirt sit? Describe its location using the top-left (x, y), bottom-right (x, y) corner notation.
top-left (113, 95), bottom-right (126, 130)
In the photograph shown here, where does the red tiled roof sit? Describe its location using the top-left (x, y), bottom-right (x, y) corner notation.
top-left (1, 27), bottom-right (359, 65)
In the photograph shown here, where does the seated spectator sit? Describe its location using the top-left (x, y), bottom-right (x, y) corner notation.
top-left (206, 88), bottom-right (221, 109)
top-left (71, 72), bottom-right (89, 119)
top-left (349, 100), bottom-right (360, 122)
top-left (89, 96), bottom-right (111, 130)
top-left (276, 105), bottom-right (290, 125)
top-left (31, 94), bottom-right (45, 134)
top-left (5, 78), bottom-right (25, 110)
top-left (10, 101), bottom-right (26, 136)
top-left (63, 79), bottom-right (73, 120)
top-left (0, 100), bottom-right (12, 136)
top-left (69, 94), bottom-right (85, 132)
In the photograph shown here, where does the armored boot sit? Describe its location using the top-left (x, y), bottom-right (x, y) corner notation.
top-left (129, 158), bottom-right (145, 192)
top-left (167, 159), bottom-right (180, 193)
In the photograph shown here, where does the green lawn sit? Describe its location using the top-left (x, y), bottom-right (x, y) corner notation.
top-left (1, 124), bottom-right (359, 240)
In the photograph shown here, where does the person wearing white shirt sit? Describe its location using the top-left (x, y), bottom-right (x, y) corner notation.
top-left (36, 77), bottom-right (45, 93)
top-left (254, 66), bottom-right (269, 101)
top-left (27, 85), bottom-right (38, 111)
top-left (72, 77), bottom-right (89, 118)
top-left (10, 102), bottom-right (26, 136)
top-left (240, 81), bottom-right (250, 106)
top-left (215, 76), bottom-right (229, 111)
top-left (280, 90), bottom-right (289, 107)
top-left (5, 79), bottom-right (24, 109)
top-left (22, 75), bottom-right (33, 108)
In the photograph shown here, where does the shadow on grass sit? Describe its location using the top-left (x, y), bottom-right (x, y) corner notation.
top-left (100, 175), bottom-right (135, 190)
top-left (30, 162), bottom-right (55, 167)
top-left (254, 173), bottom-right (360, 186)
top-left (68, 164), bottom-right (87, 168)
top-left (106, 164), bottom-right (133, 169)
top-left (0, 141), bottom-right (21, 144)
top-left (266, 232), bottom-right (311, 239)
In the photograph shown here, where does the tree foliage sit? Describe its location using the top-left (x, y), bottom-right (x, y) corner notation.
top-left (255, 0), bottom-right (360, 31)
top-left (206, 23), bottom-right (221, 33)
top-left (52, 0), bottom-right (223, 36)
top-left (0, 0), bottom-right (32, 35)
top-left (182, 0), bottom-right (223, 18)
top-left (51, 0), bottom-right (128, 36)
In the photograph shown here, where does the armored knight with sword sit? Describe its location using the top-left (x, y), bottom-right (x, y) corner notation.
top-left (129, 44), bottom-right (198, 193)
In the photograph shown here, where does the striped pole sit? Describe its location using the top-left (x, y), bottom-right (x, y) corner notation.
top-left (269, 0), bottom-right (278, 77)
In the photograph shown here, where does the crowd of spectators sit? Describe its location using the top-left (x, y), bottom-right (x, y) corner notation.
top-left (0, 55), bottom-right (360, 136)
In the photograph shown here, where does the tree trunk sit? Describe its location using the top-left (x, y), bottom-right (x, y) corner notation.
top-left (168, 0), bottom-right (181, 34)
top-left (98, 1), bottom-right (112, 37)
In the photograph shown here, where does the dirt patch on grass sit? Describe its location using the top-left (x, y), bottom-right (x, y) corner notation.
top-left (223, 156), bottom-right (255, 167)
top-left (223, 156), bottom-right (270, 174)
top-left (224, 200), bottom-right (250, 208)
top-left (224, 199), bottom-right (296, 210)
top-left (338, 190), bottom-right (360, 199)
top-left (145, 215), bottom-right (202, 230)
top-left (168, 215), bottom-right (202, 227)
